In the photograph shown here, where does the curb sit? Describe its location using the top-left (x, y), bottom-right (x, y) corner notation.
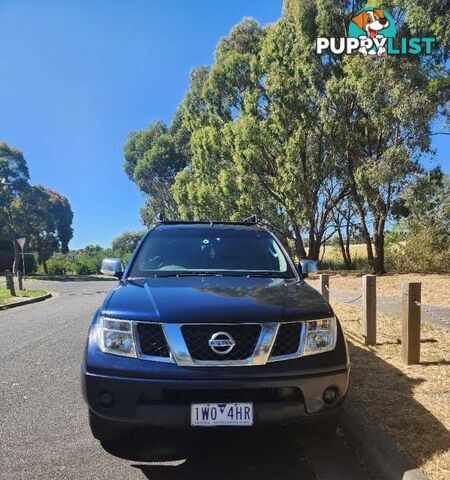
top-left (341, 403), bottom-right (429, 480)
top-left (0, 292), bottom-right (52, 310)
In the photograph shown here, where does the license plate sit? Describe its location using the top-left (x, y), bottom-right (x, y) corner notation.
top-left (191, 402), bottom-right (253, 427)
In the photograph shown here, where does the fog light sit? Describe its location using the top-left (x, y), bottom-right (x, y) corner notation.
top-left (99, 391), bottom-right (114, 407)
top-left (323, 387), bottom-right (340, 405)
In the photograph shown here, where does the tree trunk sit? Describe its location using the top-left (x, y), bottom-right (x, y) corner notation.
top-left (12, 240), bottom-right (20, 276)
top-left (292, 224), bottom-right (307, 259)
top-left (345, 218), bottom-right (352, 268)
top-left (337, 227), bottom-right (352, 269)
top-left (308, 238), bottom-right (321, 261)
top-left (347, 186), bottom-right (375, 268)
top-left (373, 217), bottom-right (386, 274)
top-left (346, 152), bottom-right (375, 270)
top-left (43, 260), bottom-right (49, 275)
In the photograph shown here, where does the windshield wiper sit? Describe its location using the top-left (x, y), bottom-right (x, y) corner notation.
top-left (178, 272), bottom-right (224, 277)
top-left (153, 271), bottom-right (224, 278)
top-left (243, 272), bottom-right (293, 278)
top-left (132, 272), bottom-right (293, 279)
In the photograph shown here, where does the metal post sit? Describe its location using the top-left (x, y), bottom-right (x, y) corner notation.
top-left (5, 269), bottom-right (16, 296)
top-left (362, 274), bottom-right (376, 345)
top-left (320, 274), bottom-right (329, 302)
top-left (17, 270), bottom-right (23, 290)
top-left (401, 282), bottom-right (421, 365)
top-left (22, 251), bottom-right (26, 278)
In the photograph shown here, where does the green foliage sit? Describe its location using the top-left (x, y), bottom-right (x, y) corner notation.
top-left (48, 189), bottom-right (73, 253)
top-left (43, 238), bottom-right (137, 277)
top-left (111, 230), bottom-right (146, 256)
top-left (0, 142), bottom-right (30, 241)
top-left (123, 117), bottom-right (190, 223)
top-left (386, 226), bottom-right (450, 273)
top-left (0, 143), bottom-right (74, 272)
top-left (386, 171), bottom-right (450, 272)
top-left (0, 287), bottom-right (47, 305)
top-left (45, 245), bottom-right (112, 276)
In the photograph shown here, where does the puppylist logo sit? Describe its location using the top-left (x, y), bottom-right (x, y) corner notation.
top-left (316, 6), bottom-right (436, 56)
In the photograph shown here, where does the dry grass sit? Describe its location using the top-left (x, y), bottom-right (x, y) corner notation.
top-left (307, 273), bottom-right (450, 307)
top-left (334, 302), bottom-right (450, 480)
top-left (320, 243), bottom-right (368, 261)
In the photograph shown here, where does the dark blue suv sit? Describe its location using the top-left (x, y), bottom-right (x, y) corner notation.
top-left (81, 221), bottom-right (349, 441)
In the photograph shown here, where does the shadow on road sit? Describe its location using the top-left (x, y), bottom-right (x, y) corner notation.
top-left (101, 428), bottom-right (318, 480)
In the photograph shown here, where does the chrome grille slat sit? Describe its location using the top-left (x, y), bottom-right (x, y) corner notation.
top-left (181, 324), bottom-right (261, 361)
top-left (135, 321), bottom-right (305, 366)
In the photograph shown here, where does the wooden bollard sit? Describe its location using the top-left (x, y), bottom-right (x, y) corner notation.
top-left (320, 274), bottom-right (329, 302)
top-left (18, 270), bottom-right (23, 290)
top-left (5, 269), bottom-right (16, 296)
top-left (362, 274), bottom-right (376, 345)
top-left (401, 282), bottom-right (421, 365)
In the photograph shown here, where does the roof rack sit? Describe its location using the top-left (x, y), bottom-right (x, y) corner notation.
top-left (155, 220), bottom-right (259, 226)
top-left (154, 214), bottom-right (260, 226)
top-left (242, 214), bottom-right (258, 224)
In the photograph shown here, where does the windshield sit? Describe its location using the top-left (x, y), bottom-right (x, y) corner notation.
top-left (129, 227), bottom-right (296, 278)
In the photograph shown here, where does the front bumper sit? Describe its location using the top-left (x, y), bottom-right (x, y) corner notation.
top-left (81, 365), bottom-right (349, 428)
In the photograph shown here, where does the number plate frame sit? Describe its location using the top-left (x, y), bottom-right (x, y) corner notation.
top-left (190, 402), bottom-right (253, 427)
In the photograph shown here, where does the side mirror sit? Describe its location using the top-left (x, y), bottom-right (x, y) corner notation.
top-left (298, 259), bottom-right (317, 279)
top-left (100, 257), bottom-right (124, 279)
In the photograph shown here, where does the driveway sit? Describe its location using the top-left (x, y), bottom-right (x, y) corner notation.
top-left (0, 278), bottom-right (371, 480)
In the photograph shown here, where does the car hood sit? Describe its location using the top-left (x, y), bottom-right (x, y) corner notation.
top-left (101, 276), bottom-right (333, 323)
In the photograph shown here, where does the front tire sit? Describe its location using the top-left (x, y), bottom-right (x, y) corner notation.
top-left (88, 410), bottom-right (133, 442)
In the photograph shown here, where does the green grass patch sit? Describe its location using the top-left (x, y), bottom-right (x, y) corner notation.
top-left (0, 288), bottom-right (48, 305)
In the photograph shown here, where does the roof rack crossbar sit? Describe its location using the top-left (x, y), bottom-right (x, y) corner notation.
top-left (242, 214), bottom-right (258, 224)
top-left (155, 220), bottom-right (259, 226)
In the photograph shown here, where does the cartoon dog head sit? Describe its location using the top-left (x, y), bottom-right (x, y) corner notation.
top-left (351, 9), bottom-right (389, 39)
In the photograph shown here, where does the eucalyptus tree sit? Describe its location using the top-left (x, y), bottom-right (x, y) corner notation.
top-left (0, 142), bottom-right (30, 273)
top-left (126, 0), bottom-right (448, 272)
top-left (111, 230), bottom-right (146, 256)
top-left (172, 17), bottom-right (344, 260)
top-left (13, 185), bottom-right (74, 274)
top-left (0, 143), bottom-right (74, 273)
top-left (286, 0), bottom-right (450, 273)
top-left (46, 188), bottom-right (73, 253)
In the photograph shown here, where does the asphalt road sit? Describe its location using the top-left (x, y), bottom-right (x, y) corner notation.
top-left (0, 278), bottom-right (372, 480)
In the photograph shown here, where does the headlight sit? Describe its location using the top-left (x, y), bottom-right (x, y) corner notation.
top-left (302, 317), bottom-right (337, 356)
top-left (96, 317), bottom-right (137, 358)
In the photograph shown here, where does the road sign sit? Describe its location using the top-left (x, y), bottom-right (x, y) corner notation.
top-left (16, 238), bottom-right (26, 276)
top-left (17, 238), bottom-right (26, 251)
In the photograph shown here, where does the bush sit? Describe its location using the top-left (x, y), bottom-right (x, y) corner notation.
top-left (386, 227), bottom-right (450, 273)
top-left (43, 247), bottom-right (129, 276)
top-left (45, 253), bottom-right (103, 275)
top-left (45, 256), bottom-right (71, 275)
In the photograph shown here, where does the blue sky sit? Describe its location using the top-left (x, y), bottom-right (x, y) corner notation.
top-left (0, 0), bottom-right (448, 250)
